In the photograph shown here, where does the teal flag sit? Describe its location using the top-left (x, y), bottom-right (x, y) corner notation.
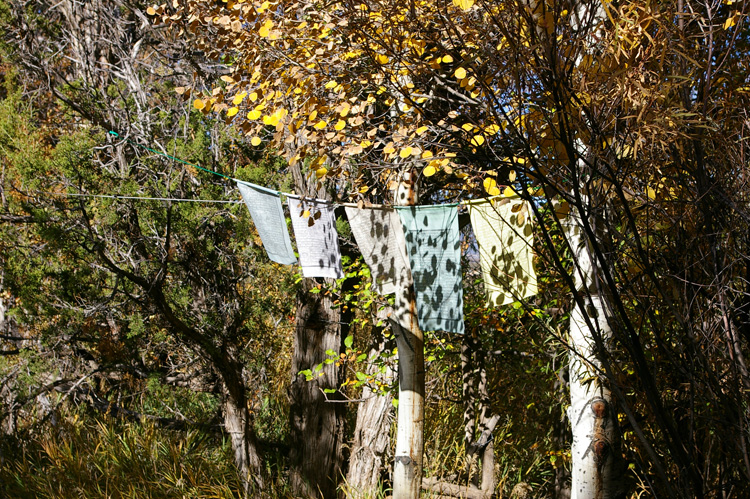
top-left (236, 180), bottom-right (297, 265)
top-left (396, 205), bottom-right (464, 334)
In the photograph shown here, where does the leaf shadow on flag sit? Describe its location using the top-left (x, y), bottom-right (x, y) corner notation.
top-left (347, 207), bottom-right (411, 295)
top-left (400, 206), bottom-right (464, 335)
top-left (470, 198), bottom-right (537, 308)
top-left (288, 196), bottom-right (343, 279)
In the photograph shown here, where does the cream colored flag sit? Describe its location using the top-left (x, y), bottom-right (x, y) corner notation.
top-left (467, 196), bottom-right (537, 307)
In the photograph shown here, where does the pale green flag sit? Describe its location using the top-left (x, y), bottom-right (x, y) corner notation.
top-left (467, 196), bottom-right (537, 307)
top-left (236, 180), bottom-right (297, 265)
top-left (397, 205), bottom-right (464, 335)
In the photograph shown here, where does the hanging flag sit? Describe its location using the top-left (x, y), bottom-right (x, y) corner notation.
top-left (397, 205), bottom-right (464, 334)
top-left (287, 195), bottom-right (344, 279)
top-left (345, 206), bottom-right (411, 296)
top-left (236, 180), bottom-right (297, 265)
top-left (466, 196), bottom-right (537, 307)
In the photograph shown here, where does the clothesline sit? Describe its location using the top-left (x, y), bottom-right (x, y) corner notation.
top-left (99, 130), bottom-right (537, 335)
top-left (41, 191), bottom-right (241, 204)
top-left (106, 130), bottom-right (511, 208)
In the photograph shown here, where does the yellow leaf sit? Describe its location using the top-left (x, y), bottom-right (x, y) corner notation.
top-left (383, 143), bottom-right (396, 154)
top-left (471, 135), bottom-right (485, 146)
top-left (452, 0), bottom-right (474, 10)
top-left (423, 165), bottom-right (437, 177)
top-left (325, 80), bottom-right (338, 89)
top-left (314, 120), bottom-right (328, 129)
top-left (375, 54), bottom-right (389, 64)
top-left (249, 92), bottom-right (258, 102)
top-left (251, 136), bottom-right (261, 146)
top-left (193, 98), bottom-right (205, 110)
top-left (484, 124), bottom-right (500, 135)
top-left (416, 126), bottom-right (428, 135)
top-left (462, 123), bottom-right (475, 132)
top-left (399, 147), bottom-right (413, 158)
top-left (316, 167), bottom-right (328, 178)
top-left (227, 107), bottom-right (239, 117)
top-left (262, 114), bottom-right (279, 126)
top-left (421, 150), bottom-right (433, 159)
top-left (334, 120), bottom-right (346, 131)
top-left (503, 186), bottom-right (515, 197)
top-left (146, 6), bottom-right (156, 15)
top-left (232, 93), bottom-right (247, 105)
top-left (646, 187), bottom-right (656, 200)
top-left (454, 67), bottom-right (467, 79)
top-left (259, 19), bottom-right (273, 37)
top-left (442, 54), bottom-right (454, 63)
top-left (483, 178), bottom-right (500, 196)
top-left (724, 14), bottom-right (737, 30)
top-left (248, 110), bottom-right (261, 120)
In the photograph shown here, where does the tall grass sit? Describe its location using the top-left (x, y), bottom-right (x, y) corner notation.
top-left (0, 413), bottom-right (244, 498)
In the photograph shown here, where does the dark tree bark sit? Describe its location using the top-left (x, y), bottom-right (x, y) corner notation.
top-left (288, 277), bottom-right (348, 498)
top-left (345, 327), bottom-right (395, 497)
top-left (221, 381), bottom-right (264, 492)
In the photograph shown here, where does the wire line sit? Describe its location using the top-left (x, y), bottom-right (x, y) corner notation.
top-left (42, 191), bottom-right (241, 204)
top-left (108, 131), bottom-right (231, 179)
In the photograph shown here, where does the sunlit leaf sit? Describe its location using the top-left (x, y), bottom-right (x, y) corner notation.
top-left (452, 0), bottom-right (474, 11)
top-left (232, 93), bottom-right (247, 105)
top-left (470, 135), bottom-right (485, 146)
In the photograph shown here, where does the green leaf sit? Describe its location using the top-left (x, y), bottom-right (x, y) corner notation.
top-left (344, 335), bottom-right (354, 349)
top-left (355, 371), bottom-right (367, 381)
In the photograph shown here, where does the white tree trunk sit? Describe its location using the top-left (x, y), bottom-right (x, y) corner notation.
top-left (565, 217), bottom-right (616, 499)
top-left (391, 287), bottom-right (424, 498)
top-left (391, 169), bottom-right (424, 499)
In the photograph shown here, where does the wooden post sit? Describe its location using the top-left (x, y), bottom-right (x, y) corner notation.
top-left (391, 169), bottom-right (424, 499)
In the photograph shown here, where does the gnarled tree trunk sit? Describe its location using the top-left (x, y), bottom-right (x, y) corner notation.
top-left (221, 373), bottom-right (264, 494)
top-left (345, 330), bottom-right (395, 497)
top-left (289, 277), bottom-right (347, 498)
